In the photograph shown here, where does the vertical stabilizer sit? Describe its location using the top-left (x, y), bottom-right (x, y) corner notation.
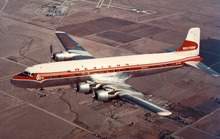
top-left (176, 27), bottom-right (200, 56)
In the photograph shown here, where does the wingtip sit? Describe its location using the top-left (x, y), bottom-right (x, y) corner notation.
top-left (157, 111), bottom-right (172, 116)
top-left (55, 31), bottom-right (66, 34)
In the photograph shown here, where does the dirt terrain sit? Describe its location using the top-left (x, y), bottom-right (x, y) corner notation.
top-left (0, 0), bottom-right (220, 139)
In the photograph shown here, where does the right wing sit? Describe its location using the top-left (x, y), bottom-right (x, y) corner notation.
top-left (55, 31), bottom-right (94, 60)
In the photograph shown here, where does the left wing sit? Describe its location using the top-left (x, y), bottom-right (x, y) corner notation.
top-left (91, 81), bottom-right (172, 116)
top-left (118, 90), bottom-right (172, 116)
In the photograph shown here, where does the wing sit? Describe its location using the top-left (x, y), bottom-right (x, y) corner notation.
top-left (55, 31), bottom-right (94, 59)
top-left (90, 73), bottom-right (171, 116)
top-left (118, 90), bottom-right (172, 116)
top-left (92, 79), bottom-right (172, 116)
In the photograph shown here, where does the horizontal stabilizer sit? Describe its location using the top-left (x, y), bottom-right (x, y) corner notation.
top-left (186, 61), bottom-right (220, 77)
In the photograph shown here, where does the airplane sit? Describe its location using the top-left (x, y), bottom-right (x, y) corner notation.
top-left (11, 27), bottom-right (220, 116)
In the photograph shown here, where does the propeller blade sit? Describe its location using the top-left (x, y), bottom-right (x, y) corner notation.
top-left (49, 45), bottom-right (54, 62)
top-left (50, 44), bottom-right (53, 55)
top-left (91, 88), bottom-right (97, 102)
top-left (70, 84), bottom-right (78, 96)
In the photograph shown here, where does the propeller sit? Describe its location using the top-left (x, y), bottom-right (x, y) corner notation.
top-left (49, 44), bottom-right (54, 61)
top-left (92, 92), bottom-right (96, 102)
top-left (91, 86), bottom-right (98, 102)
top-left (71, 84), bottom-right (78, 96)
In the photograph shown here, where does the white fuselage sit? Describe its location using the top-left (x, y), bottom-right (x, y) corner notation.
top-left (11, 52), bottom-right (200, 88)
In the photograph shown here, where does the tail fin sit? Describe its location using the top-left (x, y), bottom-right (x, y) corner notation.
top-left (176, 27), bottom-right (200, 56)
top-left (180, 28), bottom-right (220, 77)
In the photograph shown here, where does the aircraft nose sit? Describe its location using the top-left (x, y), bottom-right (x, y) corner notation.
top-left (11, 75), bottom-right (18, 86)
top-left (11, 74), bottom-right (39, 88)
top-left (10, 75), bottom-right (24, 88)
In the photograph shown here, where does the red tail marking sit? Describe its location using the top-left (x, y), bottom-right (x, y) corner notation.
top-left (177, 40), bottom-right (198, 51)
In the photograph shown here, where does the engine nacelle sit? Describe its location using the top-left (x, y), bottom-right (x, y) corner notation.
top-left (76, 82), bottom-right (91, 94)
top-left (94, 90), bottom-right (109, 101)
top-left (52, 51), bottom-right (80, 61)
top-left (94, 89), bottom-right (117, 102)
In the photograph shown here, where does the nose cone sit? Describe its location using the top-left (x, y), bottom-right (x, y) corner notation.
top-left (11, 75), bottom-right (23, 88)
top-left (11, 74), bottom-right (32, 88)
top-left (11, 74), bottom-right (40, 88)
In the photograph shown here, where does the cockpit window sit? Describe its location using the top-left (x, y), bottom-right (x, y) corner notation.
top-left (23, 71), bottom-right (29, 76)
top-left (19, 71), bottom-right (34, 77)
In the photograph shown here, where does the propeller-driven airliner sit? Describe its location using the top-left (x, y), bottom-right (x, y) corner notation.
top-left (11, 27), bottom-right (219, 116)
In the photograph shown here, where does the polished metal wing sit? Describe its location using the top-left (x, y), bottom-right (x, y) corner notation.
top-left (92, 80), bottom-right (172, 116)
top-left (118, 90), bottom-right (172, 116)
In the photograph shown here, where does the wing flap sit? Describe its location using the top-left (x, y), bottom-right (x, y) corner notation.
top-left (119, 91), bottom-right (172, 116)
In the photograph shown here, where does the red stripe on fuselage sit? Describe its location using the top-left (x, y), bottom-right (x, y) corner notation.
top-left (12, 56), bottom-right (202, 82)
